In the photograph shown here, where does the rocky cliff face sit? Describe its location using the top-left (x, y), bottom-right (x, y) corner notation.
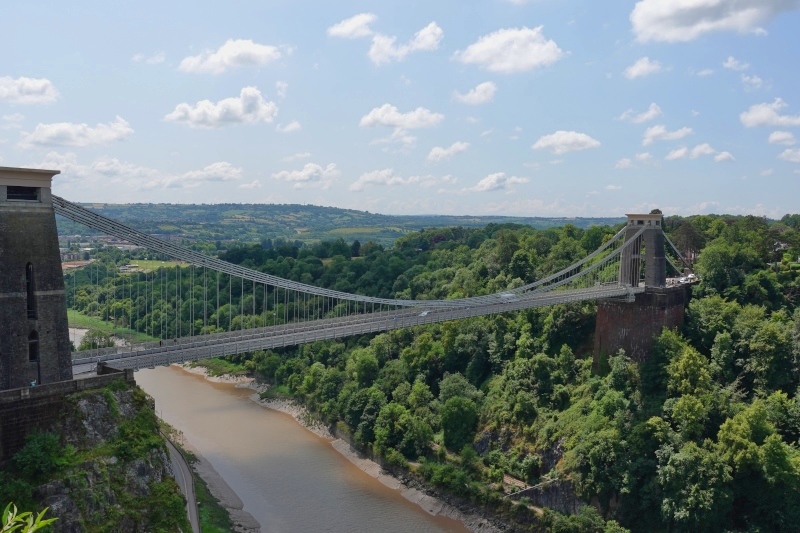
top-left (1, 382), bottom-right (188, 532)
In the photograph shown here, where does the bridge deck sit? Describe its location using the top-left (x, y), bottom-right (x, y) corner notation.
top-left (72, 285), bottom-right (641, 371)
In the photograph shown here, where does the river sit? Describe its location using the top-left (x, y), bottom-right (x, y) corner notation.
top-left (135, 366), bottom-right (470, 533)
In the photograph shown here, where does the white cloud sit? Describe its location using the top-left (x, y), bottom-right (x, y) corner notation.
top-left (0, 76), bottom-right (59, 104)
top-left (741, 74), bottom-right (764, 90)
top-left (615, 158), bottom-right (633, 169)
top-left (156, 161), bottom-right (243, 189)
top-left (359, 104), bottom-right (443, 129)
top-left (239, 180), bottom-right (261, 189)
top-left (715, 151), bottom-right (735, 162)
top-left (665, 143), bottom-right (719, 161)
top-left (282, 151), bottom-right (311, 162)
top-left (272, 163), bottom-right (341, 189)
top-left (132, 52), bottom-right (165, 65)
top-left (635, 152), bottom-right (653, 161)
top-left (618, 103), bottom-right (662, 123)
top-left (723, 56), bottom-right (749, 71)
top-left (164, 86), bottom-right (278, 129)
top-left (18, 116), bottom-right (133, 148)
top-left (68, 156), bottom-right (244, 190)
top-left (327, 13), bottom-right (377, 39)
top-left (276, 120), bottom-right (301, 133)
top-left (275, 81), bottom-right (288, 99)
top-left (630, 0), bottom-right (800, 43)
top-left (453, 82), bottom-right (497, 105)
top-left (665, 143), bottom-right (720, 161)
top-left (453, 26), bottom-right (565, 74)
top-left (463, 172), bottom-right (528, 192)
top-left (695, 68), bottom-right (714, 76)
top-left (427, 141), bottom-right (470, 162)
top-left (623, 57), bottom-right (662, 79)
top-left (769, 130), bottom-right (796, 145)
top-left (532, 130), bottom-right (601, 154)
top-left (665, 147), bottom-right (689, 160)
top-left (350, 168), bottom-right (439, 191)
top-left (740, 99), bottom-right (800, 127)
top-left (642, 124), bottom-right (693, 145)
top-left (779, 148), bottom-right (800, 163)
top-left (370, 128), bottom-right (417, 150)
top-left (368, 22), bottom-right (443, 65)
top-left (179, 39), bottom-right (282, 74)
top-left (760, 168), bottom-right (774, 176)
top-left (691, 143), bottom-right (716, 158)
top-left (605, 184), bottom-right (622, 191)
top-left (1, 113), bottom-right (24, 129)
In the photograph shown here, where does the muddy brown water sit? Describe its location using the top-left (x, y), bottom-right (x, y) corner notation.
top-left (136, 366), bottom-right (470, 533)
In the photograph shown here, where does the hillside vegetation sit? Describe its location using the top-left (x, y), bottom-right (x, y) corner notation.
top-left (56, 202), bottom-right (623, 247)
top-left (62, 213), bottom-right (800, 531)
top-left (0, 382), bottom-right (188, 532)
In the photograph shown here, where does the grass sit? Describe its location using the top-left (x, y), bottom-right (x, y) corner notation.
top-left (124, 259), bottom-right (189, 272)
top-left (67, 309), bottom-right (158, 344)
top-left (321, 256), bottom-right (365, 266)
top-left (187, 357), bottom-right (248, 377)
top-left (194, 473), bottom-right (235, 533)
top-left (259, 384), bottom-right (291, 400)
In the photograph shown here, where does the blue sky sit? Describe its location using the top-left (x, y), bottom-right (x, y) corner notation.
top-left (1, 0), bottom-right (799, 217)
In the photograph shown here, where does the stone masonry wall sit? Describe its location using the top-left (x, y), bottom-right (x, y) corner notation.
top-left (593, 286), bottom-right (687, 367)
top-left (0, 369), bottom-right (135, 462)
top-left (0, 202), bottom-right (73, 390)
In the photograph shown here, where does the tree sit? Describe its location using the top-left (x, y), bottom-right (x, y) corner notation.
top-left (438, 372), bottom-right (482, 404)
top-left (440, 397), bottom-right (477, 450)
top-left (2, 504), bottom-right (56, 533)
top-left (77, 329), bottom-right (114, 351)
top-left (656, 441), bottom-right (732, 531)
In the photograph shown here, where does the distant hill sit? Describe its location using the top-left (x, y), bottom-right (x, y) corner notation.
top-left (56, 203), bottom-right (624, 246)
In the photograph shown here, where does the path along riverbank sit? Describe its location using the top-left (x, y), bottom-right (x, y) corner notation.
top-left (174, 364), bottom-right (502, 533)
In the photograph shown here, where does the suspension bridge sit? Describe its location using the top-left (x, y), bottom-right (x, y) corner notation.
top-left (50, 197), bottom-right (690, 373)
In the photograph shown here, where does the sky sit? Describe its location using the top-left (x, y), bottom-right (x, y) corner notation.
top-left (1, 0), bottom-right (799, 218)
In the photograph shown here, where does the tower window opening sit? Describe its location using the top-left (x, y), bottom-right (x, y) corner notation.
top-left (26, 263), bottom-right (37, 319)
top-left (7, 186), bottom-right (40, 201)
top-left (28, 331), bottom-right (39, 362)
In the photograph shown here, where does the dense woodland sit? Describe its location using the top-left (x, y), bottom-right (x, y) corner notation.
top-left (63, 213), bottom-right (800, 532)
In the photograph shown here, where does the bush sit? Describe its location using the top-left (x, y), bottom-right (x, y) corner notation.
top-left (384, 448), bottom-right (409, 469)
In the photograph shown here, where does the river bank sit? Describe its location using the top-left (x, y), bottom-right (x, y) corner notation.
top-left (174, 364), bottom-right (503, 532)
top-left (141, 364), bottom-right (472, 532)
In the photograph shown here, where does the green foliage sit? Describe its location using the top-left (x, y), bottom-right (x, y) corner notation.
top-left (56, 213), bottom-right (800, 532)
top-left (541, 506), bottom-right (629, 533)
top-left (10, 433), bottom-right (76, 485)
top-left (77, 328), bottom-right (114, 351)
top-left (440, 397), bottom-right (478, 451)
top-left (656, 441), bottom-right (732, 530)
top-left (0, 384), bottom-right (188, 533)
top-left (1, 504), bottom-right (57, 533)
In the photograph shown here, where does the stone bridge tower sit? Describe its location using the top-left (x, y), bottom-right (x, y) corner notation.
top-left (0, 167), bottom-right (73, 390)
top-left (594, 213), bottom-right (687, 367)
top-left (619, 213), bottom-right (666, 288)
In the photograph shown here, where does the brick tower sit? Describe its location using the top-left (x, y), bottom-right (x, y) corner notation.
top-left (0, 167), bottom-right (73, 390)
